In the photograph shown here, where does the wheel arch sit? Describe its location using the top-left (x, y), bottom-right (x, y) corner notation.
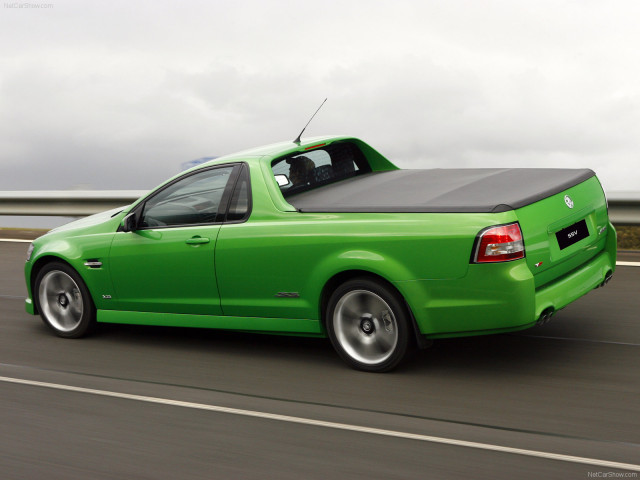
top-left (29, 255), bottom-right (84, 315)
top-left (319, 269), bottom-right (427, 348)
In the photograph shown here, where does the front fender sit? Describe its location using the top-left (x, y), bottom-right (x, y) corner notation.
top-left (26, 233), bottom-right (117, 312)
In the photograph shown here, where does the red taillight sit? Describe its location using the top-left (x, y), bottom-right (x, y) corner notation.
top-left (473, 223), bottom-right (525, 263)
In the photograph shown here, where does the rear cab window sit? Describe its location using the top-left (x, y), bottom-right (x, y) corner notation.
top-left (271, 142), bottom-right (372, 198)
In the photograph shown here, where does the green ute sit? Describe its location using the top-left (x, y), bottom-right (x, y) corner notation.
top-left (24, 136), bottom-right (616, 371)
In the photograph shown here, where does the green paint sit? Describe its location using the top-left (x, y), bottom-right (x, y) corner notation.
top-left (98, 310), bottom-right (323, 334)
top-left (24, 136), bottom-right (616, 340)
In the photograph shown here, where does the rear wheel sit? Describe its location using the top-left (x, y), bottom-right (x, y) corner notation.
top-left (35, 261), bottom-right (96, 338)
top-left (326, 278), bottom-right (412, 372)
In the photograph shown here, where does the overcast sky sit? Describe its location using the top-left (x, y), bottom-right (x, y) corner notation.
top-left (1, 0), bottom-right (639, 194)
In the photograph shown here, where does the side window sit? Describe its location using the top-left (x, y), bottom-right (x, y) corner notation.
top-left (226, 166), bottom-right (251, 222)
top-left (140, 166), bottom-right (234, 228)
top-left (271, 142), bottom-right (370, 197)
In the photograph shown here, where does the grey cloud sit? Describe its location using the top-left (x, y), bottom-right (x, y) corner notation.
top-left (1, 0), bottom-right (639, 193)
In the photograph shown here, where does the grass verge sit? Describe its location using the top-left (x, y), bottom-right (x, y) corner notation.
top-left (616, 225), bottom-right (640, 251)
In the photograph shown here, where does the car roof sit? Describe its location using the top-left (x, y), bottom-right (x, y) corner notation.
top-left (127, 135), bottom-right (397, 213)
top-left (197, 135), bottom-right (355, 169)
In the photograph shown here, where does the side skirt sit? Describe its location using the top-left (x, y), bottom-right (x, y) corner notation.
top-left (97, 309), bottom-right (324, 335)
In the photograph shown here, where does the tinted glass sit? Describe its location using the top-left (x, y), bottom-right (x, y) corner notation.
top-left (271, 142), bottom-right (370, 198)
top-left (226, 167), bottom-right (251, 221)
top-left (140, 166), bottom-right (234, 228)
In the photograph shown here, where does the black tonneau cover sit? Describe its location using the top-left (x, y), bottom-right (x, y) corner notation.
top-left (287, 168), bottom-right (596, 213)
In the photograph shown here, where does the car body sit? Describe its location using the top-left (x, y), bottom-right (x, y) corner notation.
top-left (24, 136), bottom-right (617, 371)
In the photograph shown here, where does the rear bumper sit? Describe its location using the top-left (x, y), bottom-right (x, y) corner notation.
top-left (534, 243), bottom-right (615, 319)
top-left (396, 229), bottom-right (616, 338)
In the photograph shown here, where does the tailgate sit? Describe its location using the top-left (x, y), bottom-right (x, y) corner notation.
top-left (514, 176), bottom-right (610, 288)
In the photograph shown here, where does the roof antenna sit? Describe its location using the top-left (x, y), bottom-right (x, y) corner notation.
top-left (293, 98), bottom-right (327, 144)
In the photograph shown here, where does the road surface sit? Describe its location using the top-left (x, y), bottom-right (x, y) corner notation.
top-left (1, 240), bottom-right (638, 479)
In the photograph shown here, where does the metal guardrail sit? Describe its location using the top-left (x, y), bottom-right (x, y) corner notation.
top-left (607, 192), bottom-right (640, 226)
top-left (0, 190), bottom-right (639, 225)
top-left (0, 191), bottom-right (147, 217)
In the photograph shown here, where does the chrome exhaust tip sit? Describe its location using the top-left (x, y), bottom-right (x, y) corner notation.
top-left (601, 270), bottom-right (613, 288)
top-left (536, 308), bottom-right (554, 326)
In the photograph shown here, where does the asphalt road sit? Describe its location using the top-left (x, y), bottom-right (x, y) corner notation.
top-left (1, 240), bottom-right (639, 479)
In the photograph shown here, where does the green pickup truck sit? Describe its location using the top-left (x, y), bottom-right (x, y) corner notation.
top-left (24, 136), bottom-right (616, 371)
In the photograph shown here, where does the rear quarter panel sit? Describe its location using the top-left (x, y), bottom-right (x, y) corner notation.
top-left (215, 205), bottom-right (517, 323)
top-left (215, 157), bottom-right (521, 331)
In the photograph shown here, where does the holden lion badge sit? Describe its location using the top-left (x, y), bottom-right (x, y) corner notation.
top-left (564, 195), bottom-right (574, 209)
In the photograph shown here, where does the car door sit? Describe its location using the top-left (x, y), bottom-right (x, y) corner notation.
top-left (108, 164), bottom-right (240, 315)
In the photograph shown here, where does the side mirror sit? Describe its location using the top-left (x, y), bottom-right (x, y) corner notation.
top-left (121, 212), bottom-right (138, 232)
top-left (274, 174), bottom-right (290, 187)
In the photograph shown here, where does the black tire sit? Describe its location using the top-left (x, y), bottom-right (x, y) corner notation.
top-left (34, 261), bottom-right (96, 338)
top-left (326, 278), bottom-right (412, 372)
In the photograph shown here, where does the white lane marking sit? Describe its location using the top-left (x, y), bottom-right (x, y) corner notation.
top-left (1, 376), bottom-right (638, 472)
top-left (617, 261), bottom-right (640, 267)
top-left (0, 238), bottom-right (33, 243)
top-left (515, 335), bottom-right (640, 347)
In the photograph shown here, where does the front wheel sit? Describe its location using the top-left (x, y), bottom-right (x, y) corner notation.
top-left (326, 278), bottom-right (413, 372)
top-left (34, 261), bottom-right (96, 338)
